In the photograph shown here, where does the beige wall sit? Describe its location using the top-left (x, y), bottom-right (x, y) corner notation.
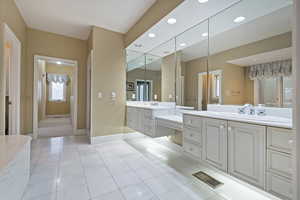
top-left (45, 63), bottom-right (74, 116)
top-left (0, 0), bottom-right (27, 135)
top-left (26, 28), bottom-right (88, 132)
top-left (90, 26), bottom-right (126, 137)
top-left (125, 0), bottom-right (184, 47)
top-left (184, 32), bottom-right (292, 108)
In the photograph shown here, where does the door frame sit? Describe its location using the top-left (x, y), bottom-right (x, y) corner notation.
top-left (3, 23), bottom-right (21, 135)
top-left (86, 50), bottom-right (93, 136)
top-left (33, 55), bottom-right (78, 139)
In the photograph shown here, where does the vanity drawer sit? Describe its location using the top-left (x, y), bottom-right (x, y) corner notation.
top-left (143, 109), bottom-right (153, 119)
top-left (183, 140), bottom-right (201, 158)
top-left (183, 128), bottom-right (201, 144)
top-left (267, 127), bottom-right (294, 154)
top-left (267, 150), bottom-right (293, 179)
top-left (267, 172), bottom-right (293, 200)
top-left (183, 115), bottom-right (202, 129)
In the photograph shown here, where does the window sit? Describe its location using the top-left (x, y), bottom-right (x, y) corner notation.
top-left (257, 76), bottom-right (293, 107)
top-left (49, 82), bottom-right (66, 102)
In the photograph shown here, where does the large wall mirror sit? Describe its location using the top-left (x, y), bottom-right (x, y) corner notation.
top-left (126, 39), bottom-right (176, 104)
top-left (208, 0), bottom-right (293, 108)
top-left (126, 0), bottom-right (293, 110)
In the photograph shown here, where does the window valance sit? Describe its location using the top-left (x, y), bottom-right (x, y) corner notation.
top-left (248, 59), bottom-right (292, 80)
top-left (47, 73), bottom-right (69, 84)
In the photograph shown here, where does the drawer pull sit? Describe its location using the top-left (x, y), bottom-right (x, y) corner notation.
top-left (289, 140), bottom-right (293, 144)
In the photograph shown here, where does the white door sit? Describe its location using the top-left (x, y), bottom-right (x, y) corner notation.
top-left (202, 118), bottom-right (228, 171)
top-left (228, 122), bottom-right (266, 188)
top-left (4, 24), bottom-right (21, 135)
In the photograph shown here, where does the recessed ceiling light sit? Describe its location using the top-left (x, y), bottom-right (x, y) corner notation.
top-left (202, 32), bottom-right (208, 37)
top-left (198, 0), bottom-right (209, 3)
top-left (234, 16), bottom-right (246, 23)
top-left (180, 43), bottom-right (186, 47)
top-left (167, 18), bottom-right (177, 25)
top-left (148, 33), bottom-right (156, 38)
top-left (57, 61), bottom-right (62, 65)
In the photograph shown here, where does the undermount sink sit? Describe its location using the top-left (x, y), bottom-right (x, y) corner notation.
top-left (205, 111), bottom-right (291, 124)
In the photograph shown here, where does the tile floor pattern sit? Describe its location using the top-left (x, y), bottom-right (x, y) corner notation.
top-left (38, 117), bottom-right (73, 138)
top-left (23, 135), bottom-right (280, 200)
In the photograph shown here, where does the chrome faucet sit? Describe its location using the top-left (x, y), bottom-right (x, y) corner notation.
top-left (238, 104), bottom-right (255, 115)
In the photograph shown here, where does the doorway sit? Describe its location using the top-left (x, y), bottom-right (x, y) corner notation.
top-left (33, 55), bottom-right (78, 138)
top-left (3, 24), bottom-right (21, 135)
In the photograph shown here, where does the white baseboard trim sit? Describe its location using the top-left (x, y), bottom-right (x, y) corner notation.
top-left (75, 129), bottom-right (87, 136)
top-left (90, 132), bottom-right (147, 145)
top-left (90, 133), bottom-right (125, 144)
top-left (46, 114), bottom-right (70, 118)
top-left (0, 129), bottom-right (5, 135)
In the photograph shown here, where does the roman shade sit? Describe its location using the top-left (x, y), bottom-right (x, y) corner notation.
top-left (47, 73), bottom-right (69, 84)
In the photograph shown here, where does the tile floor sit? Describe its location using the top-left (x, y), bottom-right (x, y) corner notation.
top-left (38, 117), bottom-right (73, 138)
top-left (23, 135), bottom-right (281, 200)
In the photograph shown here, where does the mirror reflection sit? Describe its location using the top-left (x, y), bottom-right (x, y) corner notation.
top-left (208, 0), bottom-right (293, 108)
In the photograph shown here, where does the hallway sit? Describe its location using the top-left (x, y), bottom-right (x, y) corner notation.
top-left (38, 117), bottom-right (73, 138)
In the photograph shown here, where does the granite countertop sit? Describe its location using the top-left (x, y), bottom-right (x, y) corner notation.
top-left (127, 104), bottom-right (174, 110)
top-left (155, 115), bottom-right (183, 124)
top-left (183, 111), bottom-right (292, 129)
top-left (0, 135), bottom-right (31, 171)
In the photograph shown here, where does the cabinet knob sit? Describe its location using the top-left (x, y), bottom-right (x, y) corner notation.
top-left (289, 139), bottom-right (294, 144)
top-left (220, 125), bottom-right (225, 129)
top-left (228, 127), bottom-right (232, 131)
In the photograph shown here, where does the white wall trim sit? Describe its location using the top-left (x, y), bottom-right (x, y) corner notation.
top-left (293, 0), bottom-right (299, 199)
top-left (75, 129), bottom-right (87, 136)
top-left (90, 132), bottom-right (146, 144)
top-left (0, 130), bottom-right (5, 135)
top-left (33, 55), bottom-right (78, 139)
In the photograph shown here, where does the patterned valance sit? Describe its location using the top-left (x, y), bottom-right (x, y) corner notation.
top-left (47, 73), bottom-right (69, 84)
top-left (248, 59), bottom-right (292, 80)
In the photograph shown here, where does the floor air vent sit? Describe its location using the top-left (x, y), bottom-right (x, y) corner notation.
top-left (193, 171), bottom-right (223, 189)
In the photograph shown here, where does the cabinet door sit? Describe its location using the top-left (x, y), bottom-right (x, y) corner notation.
top-left (202, 118), bottom-right (228, 172)
top-left (228, 122), bottom-right (266, 188)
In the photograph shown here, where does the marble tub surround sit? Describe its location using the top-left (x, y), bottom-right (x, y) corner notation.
top-left (0, 135), bottom-right (31, 170)
top-left (0, 135), bottom-right (31, 200)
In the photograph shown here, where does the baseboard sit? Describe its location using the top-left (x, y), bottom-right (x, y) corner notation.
top-left (75, 129), bottom-right (87, 136)
top-left (0, 129), bottom-right (5, 135)
top-left (46, 114), bottom-right (70, 118)
top-left (90, 133), bottom-right (125, 144)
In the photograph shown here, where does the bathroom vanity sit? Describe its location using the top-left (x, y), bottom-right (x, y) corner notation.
top-left (0, 135), bottom-right (31, 200)
top-left (126, 103), bottom-right (294, 200)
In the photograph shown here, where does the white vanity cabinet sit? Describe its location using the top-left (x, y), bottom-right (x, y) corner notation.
top-left (228, 122), bottom-right (266, 188)
top-left (202, 118), bottom-right (228, 172)
top-left (266, 127), bottom-right (294, 200)
top-left (126, 106), bottom-right (173, 137)
top-left (183, 114), bottom-right (203, 160)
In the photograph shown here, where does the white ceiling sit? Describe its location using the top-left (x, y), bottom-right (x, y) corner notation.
top-left (15, 0), bottom-right (156, 40)
top-left (227, 47), bottom-right (292, 66)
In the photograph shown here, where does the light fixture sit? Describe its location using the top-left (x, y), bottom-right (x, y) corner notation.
top-left (202, 32), bottom-right (208, 37)
top-left (180, 43), bottom-right (186, 47)
top-left (198, 0), bottom-right (209, 3)
top-left (56, 61), bottom-right (62, 65)
top-left (148, 33), bottom-right (156, 38)
top-left (167, 18), bottom-right (177, 25)
top-left (234, 16), bottom-right (246, 23)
